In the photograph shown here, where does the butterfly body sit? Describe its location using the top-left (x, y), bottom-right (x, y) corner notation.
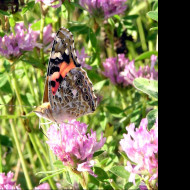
top-left (34, 27), bottom-right (97, 123)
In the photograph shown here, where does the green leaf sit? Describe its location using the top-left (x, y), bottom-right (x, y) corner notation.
top-left (123, 21), bottom-right (133, 26)
top-left (130, 108), bottom-right (142, 123)
top-left (147, 109), bottom-right (158, 130)
top-left (113, 15), bottom-right (121, 20)
top-left (99, 112), bottom-right (107, 130)
top-left (53, 160), bottom-right (65, 168)
top-left (106, 106), bottom-right (125, 118)
top-left (65, 171), bottom-right (72, 185)
top-left (0, 32), bottom-right (5, 37)
top-left (106, 106), bottom-right (123, 114)
top-left (135, 51), bottom-right (158, 61)
top-left (0, 73), bottom-right (12, 93)
top-left (108, 18), bottom-right (115, 28)
top-left (0, 134), bottom-right (13, 147)
top-left (153, 1), bottom-right (158, 11)
top-left (124, 178), bottom-right (141, 190)
top-left (109, 166), bottom-right (130, 179)
top-left (45, 17), bottom-right (54, 25)
top-left (3, 59), bottom-right (11, 72)
top-left (123, 14), bottom-right (139, 20)
top-left (93, 150), bottom-right (105, 157)
top-left (88, 28), bottom-right (97, 47)
top-left (22, 1), bottom-right (35, 14)
top-left (69, 25), bottom-right (89, 34)
top-left (20, 94), bottom-right (32, 106)
top-left (26, 93), bottom-right (35, 106)
top-left (31, 20), bottom-right (41, 31)
top-left (93, 80), bottom-right (109, 91)
top-left (9, 16), bottom-right (16, 28)
top-left (0, 10), bottom-right (10, 16)
top-left (39, 170), bottom-right (64, 183)
top-left (150, 27), bottom-right (158, 31)
top-left (0, 115), bottom-right (21, 119)
top-left (0, 95), bottom-right (12, 108)
top-left (69, 2), bottom-right (85, 10)
top-left (147, 100), bottom-right (158, 106)
top-left (13, 12), bottom-right (23, 21)
top-left (93, 167), bottom-right (109, 181)
top-left (88, 174), bottom-right (99, 186)
top-left (0, 73), bottom-right (8, 88)
top-left (20, 56), bottom-right (46, 70)
top-left (104, 123), bottom-right (114, 137)
top-left (133, 78), bottom-right (158, 99)
top-left (119, 152), bottom-right (137, 165)
top-left (147, 11), bottom-right (158, 22)
top-left (36, 169), bottom-right (65, 175)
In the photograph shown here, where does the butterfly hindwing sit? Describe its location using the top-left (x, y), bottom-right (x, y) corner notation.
top-left (49, 67), bottom-right (97, 122)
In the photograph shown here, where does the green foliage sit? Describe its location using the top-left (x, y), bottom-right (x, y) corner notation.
top-left (147, 11), bottom-right (158, 22)
top-left (109, 166), bottom-right (130, 179)
top-left (133, 78), bottom-right (158, 99)
top-left (0, 0), bottom-right (158, 189)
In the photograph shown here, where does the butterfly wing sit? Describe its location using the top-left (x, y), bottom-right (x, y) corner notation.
top-left (46, 27), bottom-right (97, 122)
top-left (50, 67), bottom-right (97, 122)
top-left (46, 27), bottom-right (81, 106)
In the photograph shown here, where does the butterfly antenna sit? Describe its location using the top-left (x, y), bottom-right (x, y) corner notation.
top-left (39, 128), bottom-right (48, 139)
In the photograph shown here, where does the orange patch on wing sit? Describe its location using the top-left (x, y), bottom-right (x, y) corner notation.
top-left (50, 60), bottom-right (76, 95)
top-left (59, 59), bottom-right (75, 78)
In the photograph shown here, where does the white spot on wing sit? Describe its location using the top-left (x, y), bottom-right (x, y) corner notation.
top-left (72, 89), bottom-right (77, 98)
top-left (51, 52), bottom-right (62, 59)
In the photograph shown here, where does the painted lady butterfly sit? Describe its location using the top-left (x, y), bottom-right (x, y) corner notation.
top-left (34, 27), bottom-right (97, 123)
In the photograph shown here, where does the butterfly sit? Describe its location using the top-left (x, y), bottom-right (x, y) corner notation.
top-left (34, 27), bottom-right (97, 123)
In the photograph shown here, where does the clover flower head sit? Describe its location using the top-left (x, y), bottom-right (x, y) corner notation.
top-left (34, 182), bottom-right (61, 189)
top-left (0, 22), bottom-right (55, 59)
top-left (102, 53), bottom-right (158, 87)
top-left (0, 171), bottom-right (21, 190)
top-left (46, 120), bottom-right (106, 177)
top-left (34, 183), bottom-right (50, 189)
top-left (0, 22), bottom-right (39, 59)
top-left (120, 118), bottom-right (158, 188)
top-left (79, 0), bottom-right (127, 19)
top-left (102, 53), bottom-right (134, 86)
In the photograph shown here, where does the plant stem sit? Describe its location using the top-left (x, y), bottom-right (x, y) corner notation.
top-left (0, 137), bottom-right (2, 173)
top-left (12, 71), bottom-right (25, 114)
top-left (136, 17), bottom-right (147, 51)
top-left (12, 70), bottom-right (56, 189)
top-left (29, 133), bottom-right (57, 189)
top-left (104, 24), bottom-right (115, 57)
top-left (40, 2), bottom-right (45, 65)
top-left (23, 64), bottom-right (39, 105)
top-left (26, 140), bottom-right (37, 173)
top-left (10, 119), bottom-right (33, 189)
top-left (34, 134), bottom-right (49, 164)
